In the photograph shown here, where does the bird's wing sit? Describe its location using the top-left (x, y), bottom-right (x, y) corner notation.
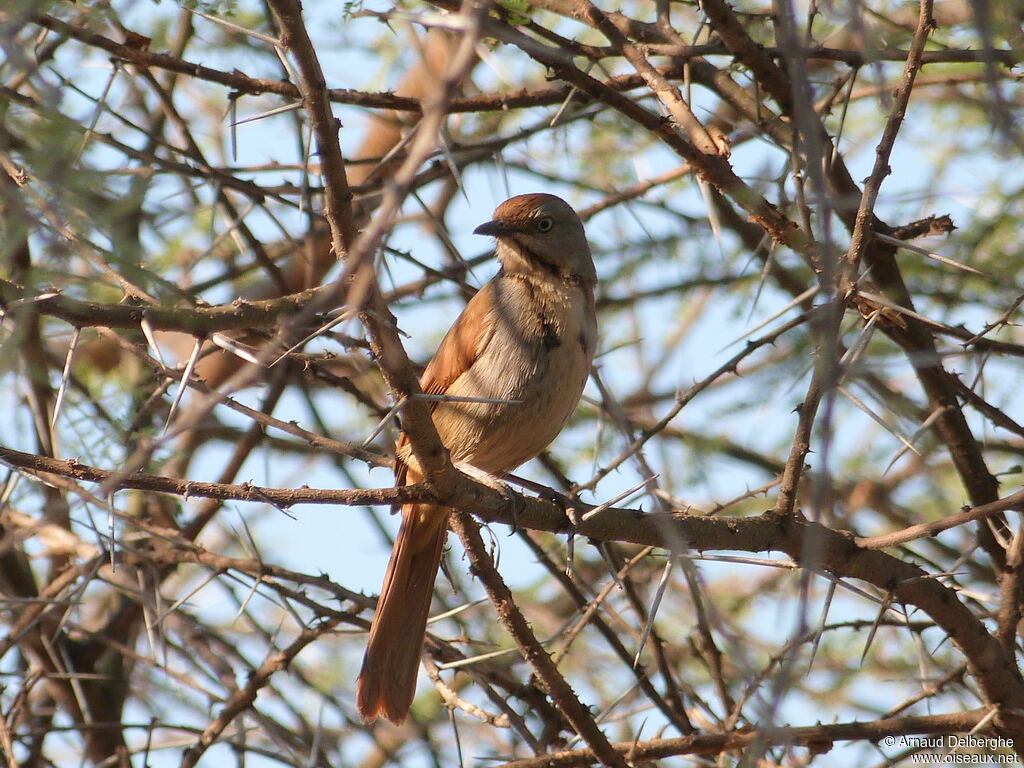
top-left (419, 280), bottom-right (498, 397)
top-left (393, 280), bottom-right (498, 483)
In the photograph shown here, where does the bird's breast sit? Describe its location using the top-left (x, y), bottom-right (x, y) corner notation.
top-left (432, 273), bottom-right (596, 473)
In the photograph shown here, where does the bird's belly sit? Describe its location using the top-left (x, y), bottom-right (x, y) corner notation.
top-left (432, 335), bottom-right (589, 474)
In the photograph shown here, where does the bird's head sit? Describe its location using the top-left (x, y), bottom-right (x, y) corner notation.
top-left (474, 193), bottom-right (596, 284)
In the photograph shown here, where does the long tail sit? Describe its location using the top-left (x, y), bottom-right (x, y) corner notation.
top-left (356, 492), bottom-right (448, 724)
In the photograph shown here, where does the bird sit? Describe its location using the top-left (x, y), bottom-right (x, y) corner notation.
top-left (356, 193), bottom-right (598, 724)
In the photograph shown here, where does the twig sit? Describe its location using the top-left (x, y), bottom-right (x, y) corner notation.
top-left (180, 618), bottom-right (340, 767)
top-left (855, 489), bottom-right (1024, 550)
top-left (0, 446), bottom-right (424, 508)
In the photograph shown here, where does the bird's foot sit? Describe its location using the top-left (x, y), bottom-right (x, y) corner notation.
top-left (453, 462), bottom-right (523, 534)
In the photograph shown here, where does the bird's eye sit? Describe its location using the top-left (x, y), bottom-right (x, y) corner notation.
top-left (537, 217), bottom-right (554, 232)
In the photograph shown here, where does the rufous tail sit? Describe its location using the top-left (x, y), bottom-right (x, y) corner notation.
top-left (356, 493), bottom-right (448, 724)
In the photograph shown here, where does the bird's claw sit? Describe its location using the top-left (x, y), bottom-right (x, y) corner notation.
top-left (453, 462), bottom-right (524, 533)
top-left (537, 487), bottom-right (583, 532)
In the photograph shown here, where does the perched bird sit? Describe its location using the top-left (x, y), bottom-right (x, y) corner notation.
top-left (356, 193), bottom-right (598, 724)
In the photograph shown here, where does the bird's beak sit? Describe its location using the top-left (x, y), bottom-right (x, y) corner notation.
top-left (473, 220), bottom-right (513, 237)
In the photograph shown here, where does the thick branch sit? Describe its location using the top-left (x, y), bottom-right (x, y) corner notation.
top-left (493, 709), bottom-right (1000, 767)
top-left (0, 277), bottom-right (331, 333)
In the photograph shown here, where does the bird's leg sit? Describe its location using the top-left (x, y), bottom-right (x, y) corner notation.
top-left (453, 462), bottom-right (525, 533)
